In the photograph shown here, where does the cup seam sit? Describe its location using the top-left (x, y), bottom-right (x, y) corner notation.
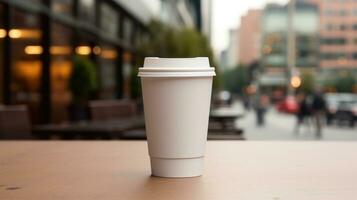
top-left (150, 156), bottom-right (204, 160)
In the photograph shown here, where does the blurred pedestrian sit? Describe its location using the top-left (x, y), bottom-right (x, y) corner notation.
top-left (311, 90), bottom-right (327, 138)
top-left (294, 92), bottom-right (311, 135)
top-left (254, 94), bottom-right (270, 126)
top-left (242, 95), bottom-right (251, 111)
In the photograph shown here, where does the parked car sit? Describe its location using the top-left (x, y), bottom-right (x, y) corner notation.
top-left (213, 90), bottom-right (232, 107)
top-left (326, 93), bottom-right (357, 126)
top-left (325, 93), bottom-right (340, 125)
top-left (276, 96), bottom-right (299, 114)
top-left (335, 99), bottom-right (357, 127)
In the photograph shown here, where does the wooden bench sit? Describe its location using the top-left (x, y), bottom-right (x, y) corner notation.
top-left (209, 108), bottom-right (244, 139)
top-left (89, 99), bottom-right (137, 121)
top-left (0, 105), bottom-right (32, 139)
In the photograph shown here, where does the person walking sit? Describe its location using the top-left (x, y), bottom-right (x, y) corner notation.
top-left (311, 91), bottom-right (327, 138)
top-left (294, 92), bottom-right (311, 135)
top-left (254, 93), bottom-right (270, 126)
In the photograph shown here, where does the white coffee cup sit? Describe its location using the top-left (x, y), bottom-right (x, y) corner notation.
top-left (138, 57), bottom-right (215, 178)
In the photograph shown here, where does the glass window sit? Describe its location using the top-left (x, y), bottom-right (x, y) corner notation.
top-left (320, 52), bottom-right (346, 60)
top-left (294, 8), bottom-right (318, 34)
top-left (10, 9), bottom-right (42, 122)
top-left (97, 45), bottom-right (117, 99)
top-left (262, 9), bottom-right (287, 33)
top-left (352, 24), bottom-right (357, 30)
top-left (75, 32), bottom-right (95, 57)
top-left (320, 37), bottom-right (346, 45)
top-left (0, 4), bottom-right (4, 103)
top-left (50, 23), bottom-right (73, 123)
top-left (324, 9), bottom-right (335, 16)
top-left (122, 51), bottom-right (132, 98)
top-left (123, 18), bottom-right (133, 43)
top-left (78, 0), bottom-right (95, 24)
top-left (51, 0), bottom-right (73, 16)
top-left (340, 24), bottom-right (347, 30)
top-left (339, 9), bottom-right (348, 16)
top-left (353, 9), bottom-right (357, 16)
top-left (31, 0), bottom-right (42, 3)
top-left (134, 28), bottom-right (141, 47)
top-left (352, 52), bottom-right (357, 60)
top-left (100, 3), bottom-right (118, 39)
top-left (325, 24), bottom-right (334, 31)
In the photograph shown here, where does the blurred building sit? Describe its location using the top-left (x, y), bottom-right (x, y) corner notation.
top-left (314, 0), bottom-right (357, 78)
top-left (220, 28), bottom-right (238, 71)
top-left (238, 9), bottom-right (261, 66)
top-left (219, 50), bottom-right (228, 71)
top-left (260, 2), bottom-right (319, 88)
top-left (0, 0), bottom-right (153, 123)
top-left (160, 0), bottom-right (211, 37)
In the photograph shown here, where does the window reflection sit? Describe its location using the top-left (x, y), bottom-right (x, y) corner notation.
top-left (100, 2), bottom-right (118, 39)
top-left (10, 9), bottom-right (42, 122)
top-left (50, 23), bottom-right (73, 123)
top-left (78, 0), bottom-right (95, 24)
top-left (123, 18), bottom-right (133, 43)
top-left (0, 4), bottom-right (4, 103)
top-left (52, 0), bottom-right (73, 15)
top-left (122, 51), bottom-right (132, 98)
top-left (98, 45), bottom-right (117, 99)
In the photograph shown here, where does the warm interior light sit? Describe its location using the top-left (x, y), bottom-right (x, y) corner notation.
top-left (20, 29), bottom-right (41, 39)
top-left (246, 85), bottom-right (257, 94)
top-left (9, 29), bottom-right (41, 39)
top-left (291, 76), bottom-right (301, 88)
top-left (76, 46), bottom-right (91, 55)
top-left (338, 57), bottom-right (347, 64)
top-left (24, 45), bottom-right (43, 55)
top-left (0, 29), bottom-right (6, 38)
top-left (101, 49), bottom-right (117, 59)
top-left (123, 52), bottom-right (131, 62)
top-left (9, 29), bottom-right (22, 38)
top-left (15, 61), bottom-right (42, 90)
top-left (50, 46), bottom-right (72, 55)
top-left (93, 46), bottom-right (101, 55)
top-left (263, 45), bottom-right (272, 54)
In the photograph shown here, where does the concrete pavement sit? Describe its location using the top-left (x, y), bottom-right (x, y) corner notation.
top-left (230, 101), bottom-right (357, 141)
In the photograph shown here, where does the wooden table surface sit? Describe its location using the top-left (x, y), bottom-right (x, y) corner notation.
top-left (1, 141), bottom-right (356, 199)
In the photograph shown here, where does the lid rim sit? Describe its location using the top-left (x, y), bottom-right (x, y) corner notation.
top-left (138, 71), bottom-right (216, 78)
top-left (139, 67), bottom-right (215, 72)
top-left (143, 57), bottom-right (210, 68)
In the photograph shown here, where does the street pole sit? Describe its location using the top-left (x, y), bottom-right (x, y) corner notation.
top-left (287, 0), bottom-right (296, 96)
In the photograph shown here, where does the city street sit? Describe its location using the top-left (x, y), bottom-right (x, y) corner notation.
top-left (231, 102), bottom-right (357, 141)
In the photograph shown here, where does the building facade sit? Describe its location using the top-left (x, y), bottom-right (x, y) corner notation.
top-left (315, 0), bottom-right (357, 78)
top-left (260, 2), bottom-right (319, 87)
top-left (0, 0), bottom-right (152, 124)
top-left (220, 28), bottom-right (238, 71)
top-left (160, 0), bottom-right (210, 35)
top-left (238, 9), bottom-right (261, 66)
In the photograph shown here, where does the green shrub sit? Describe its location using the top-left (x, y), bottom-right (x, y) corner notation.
top-left (69, 56), bottom-right (98, 103)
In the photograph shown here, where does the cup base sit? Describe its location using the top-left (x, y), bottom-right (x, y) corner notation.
top-left (150, 157), bottom-right (204, 178)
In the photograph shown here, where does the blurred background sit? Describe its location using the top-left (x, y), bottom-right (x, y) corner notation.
top-left (0, 0), bottom-right (356, 140)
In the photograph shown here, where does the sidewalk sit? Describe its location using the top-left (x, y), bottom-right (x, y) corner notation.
top-left (230, 101), bottom-right (357, 141)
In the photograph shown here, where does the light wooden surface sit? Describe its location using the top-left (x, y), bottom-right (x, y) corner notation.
top-left (0, 141), bottom-right (356, 199)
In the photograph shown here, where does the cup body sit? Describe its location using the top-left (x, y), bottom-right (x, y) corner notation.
top-left (139, 57), bottom-right (215, 178)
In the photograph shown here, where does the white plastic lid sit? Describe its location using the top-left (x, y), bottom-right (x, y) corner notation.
top-left (138, 57), bottom-right (216, 77)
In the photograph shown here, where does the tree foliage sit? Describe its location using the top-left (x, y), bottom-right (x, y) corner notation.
top-left (222, 65), bottom-right (248, 94)
top-left (139, 20), bottom-right (221, 89)
top-left (299, 71), bottom-right (315, 93)
top-left (335, 73), bottom-right (356, 93)
top-left (69, 56), bottom-right (98, 103)
top-left (322, 71), bottom-right (356, 93)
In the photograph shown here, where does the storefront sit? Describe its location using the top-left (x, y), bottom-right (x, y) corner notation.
top-left (0, 0), bottom-right (149, 123)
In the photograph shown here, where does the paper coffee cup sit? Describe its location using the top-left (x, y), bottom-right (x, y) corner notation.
top-left (138, 57), bottom-right (215, 178)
